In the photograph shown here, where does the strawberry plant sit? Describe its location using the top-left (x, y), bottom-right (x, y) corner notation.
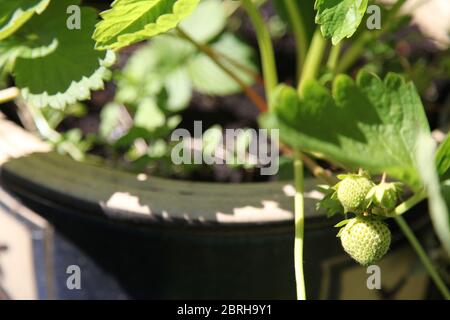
top-left (0, 0), bottom-right (449, 300)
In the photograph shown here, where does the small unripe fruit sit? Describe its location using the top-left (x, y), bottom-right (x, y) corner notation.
top-left (339, 217), bottom-right (391, 265)
top-left (368, 182), bottom-right (402, 211)
top-left (336, 176), bottom-right (374, 213)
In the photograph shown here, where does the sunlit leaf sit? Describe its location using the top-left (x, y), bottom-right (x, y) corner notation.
top-left (261, 71), bottom-right (430, 190)
top-left (12, 0), bottom-right (115, 109)
top-left (93, 0), bottom-right (200, 50)
top-left (0, 0), bottom-right (50, 40)
top-left (315, 0), bottom-right (369, 45)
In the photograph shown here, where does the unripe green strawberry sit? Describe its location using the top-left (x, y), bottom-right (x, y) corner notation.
top-left (367, 182), bottom-right (402, 212)
top-left (339, 217), bottom-right (391, 265)
top-left (335, 174), bottom-right (374, 213)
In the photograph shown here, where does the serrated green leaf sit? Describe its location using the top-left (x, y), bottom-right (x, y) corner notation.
top-left (261, 71), bottom-right (430, 190)
top-left (42, 102), bottom-right (87, 129)
top-left (0, 35), bottom-right (59, 76)
top-left (188, 33), bottom-right (256, 95)
top-left (0, 26), bottom-right (58, 74)
top-left (12, 0), bottom-right (115, 109)
top-left (93, 0), bottom-right (200, 50)
top-left (0, 0), bottom-right (50, 40)
top-left (315, 0), bottom-right (368, 45)
top-left (416, 133), bottom-right (450, 256)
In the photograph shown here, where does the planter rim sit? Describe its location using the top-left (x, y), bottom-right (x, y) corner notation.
top-left (0, 116), bottom-right (326, 228)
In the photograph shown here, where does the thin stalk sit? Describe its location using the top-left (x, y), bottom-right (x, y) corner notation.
top-left (298, 29), bottom-right (327, 95)
top-left (176, 27), bottom-right (268, 112)
top-left (283, 0), bottom-right (308, 79)
top-left (301, 154), bottom-right (337, 185)
top-left (336, 32), bottom-right (372, 74)
top-left (294, 149), bottom-right (306, 300)
top-left (392, 190), bottom-right (427, 216)
top-left (327, 42), bottom-right (342, 74)
top-left (0, 87), bottom-right (20, 104)
top-left (394, 216), bottom-right (450, 300)
top-left (26, 101), bottom-right (60, 143)
top-left (240, 0), bottom-right (278, 101)
top-left (214, 51), bottom-right (265, 86)
top-left (279, 143), bottom-right (337, 185)
top-left (291, 28), bottom-right (328, 300)
top-left (27, 101), bottom-right (85, 161)
top-left (166, 32), bottom-right (264, 85)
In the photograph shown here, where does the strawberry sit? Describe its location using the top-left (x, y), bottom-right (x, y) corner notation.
top-left (367, 182), bottom-right (403, 214)
top-left (338, 216), bottom-right (391, 265)
top-left (335, 173), bottom-right (374, 213)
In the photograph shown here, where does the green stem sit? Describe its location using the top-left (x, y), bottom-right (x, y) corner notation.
top-left (392, 190), bottom-right (427, 216)
top-left (214, 50), bottom-right (265, 86)
top-left (294, 149), bottom-right (306, 300)
top-left (240, 0), bottom-right (278, 101)
top-left (26, 101), bottom-right (60, 142)
top-left (327, 42), bottom-right (342, 74)
top-left (283, 0), bottom-right (308, 79)
top-left (394, 216), bottom-right (450, 300)
top-left (27, 102), bottom-right (85, 160)
top-left (336, 32), bottom-right (372, 74)
top-left (290, 28), bottom-right (328, 300)
top-left (0, 87), bottom-right (20, 104)
top-left (298, 29), bottom-right (327, 95)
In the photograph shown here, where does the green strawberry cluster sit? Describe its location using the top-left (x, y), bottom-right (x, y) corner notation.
top-left (317, 171), bottom-right (403, 265)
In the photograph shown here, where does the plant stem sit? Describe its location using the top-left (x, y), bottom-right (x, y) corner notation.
top-left (240, 0), bottom-right (278, 101)
top-left (298, 29), bottom-right (327, 95)
top-left (293, 149), bottom-right (306, 300)
top-left (176, 27), bottom-right (268, 112)
top-left (0, 87), bottom-right (20, 104)
top-left (301, 153), bottom-right (337, 185)
top-left (26, 100), bottom-right (61, 143)
top-left (214, 51), bottom-right (265, 86)
top-left (392, 190), bottom-right (427, 216)
top-left (336, 32), bottom-right (372, 74)
top-left (283, 0), bottom-right (308, 79)
top-left (26, 101), bottom-right (85, 160)
top-left (327, 42), bottom-right (342, 74)
top-left (290, 28), bottom-right (328, 300)
top-left (279, 143), bottom-right (337, 185)
top-left (394, 216), bottom-right (450, 300)
top-left (166, 32), bottom-right (264, 85)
